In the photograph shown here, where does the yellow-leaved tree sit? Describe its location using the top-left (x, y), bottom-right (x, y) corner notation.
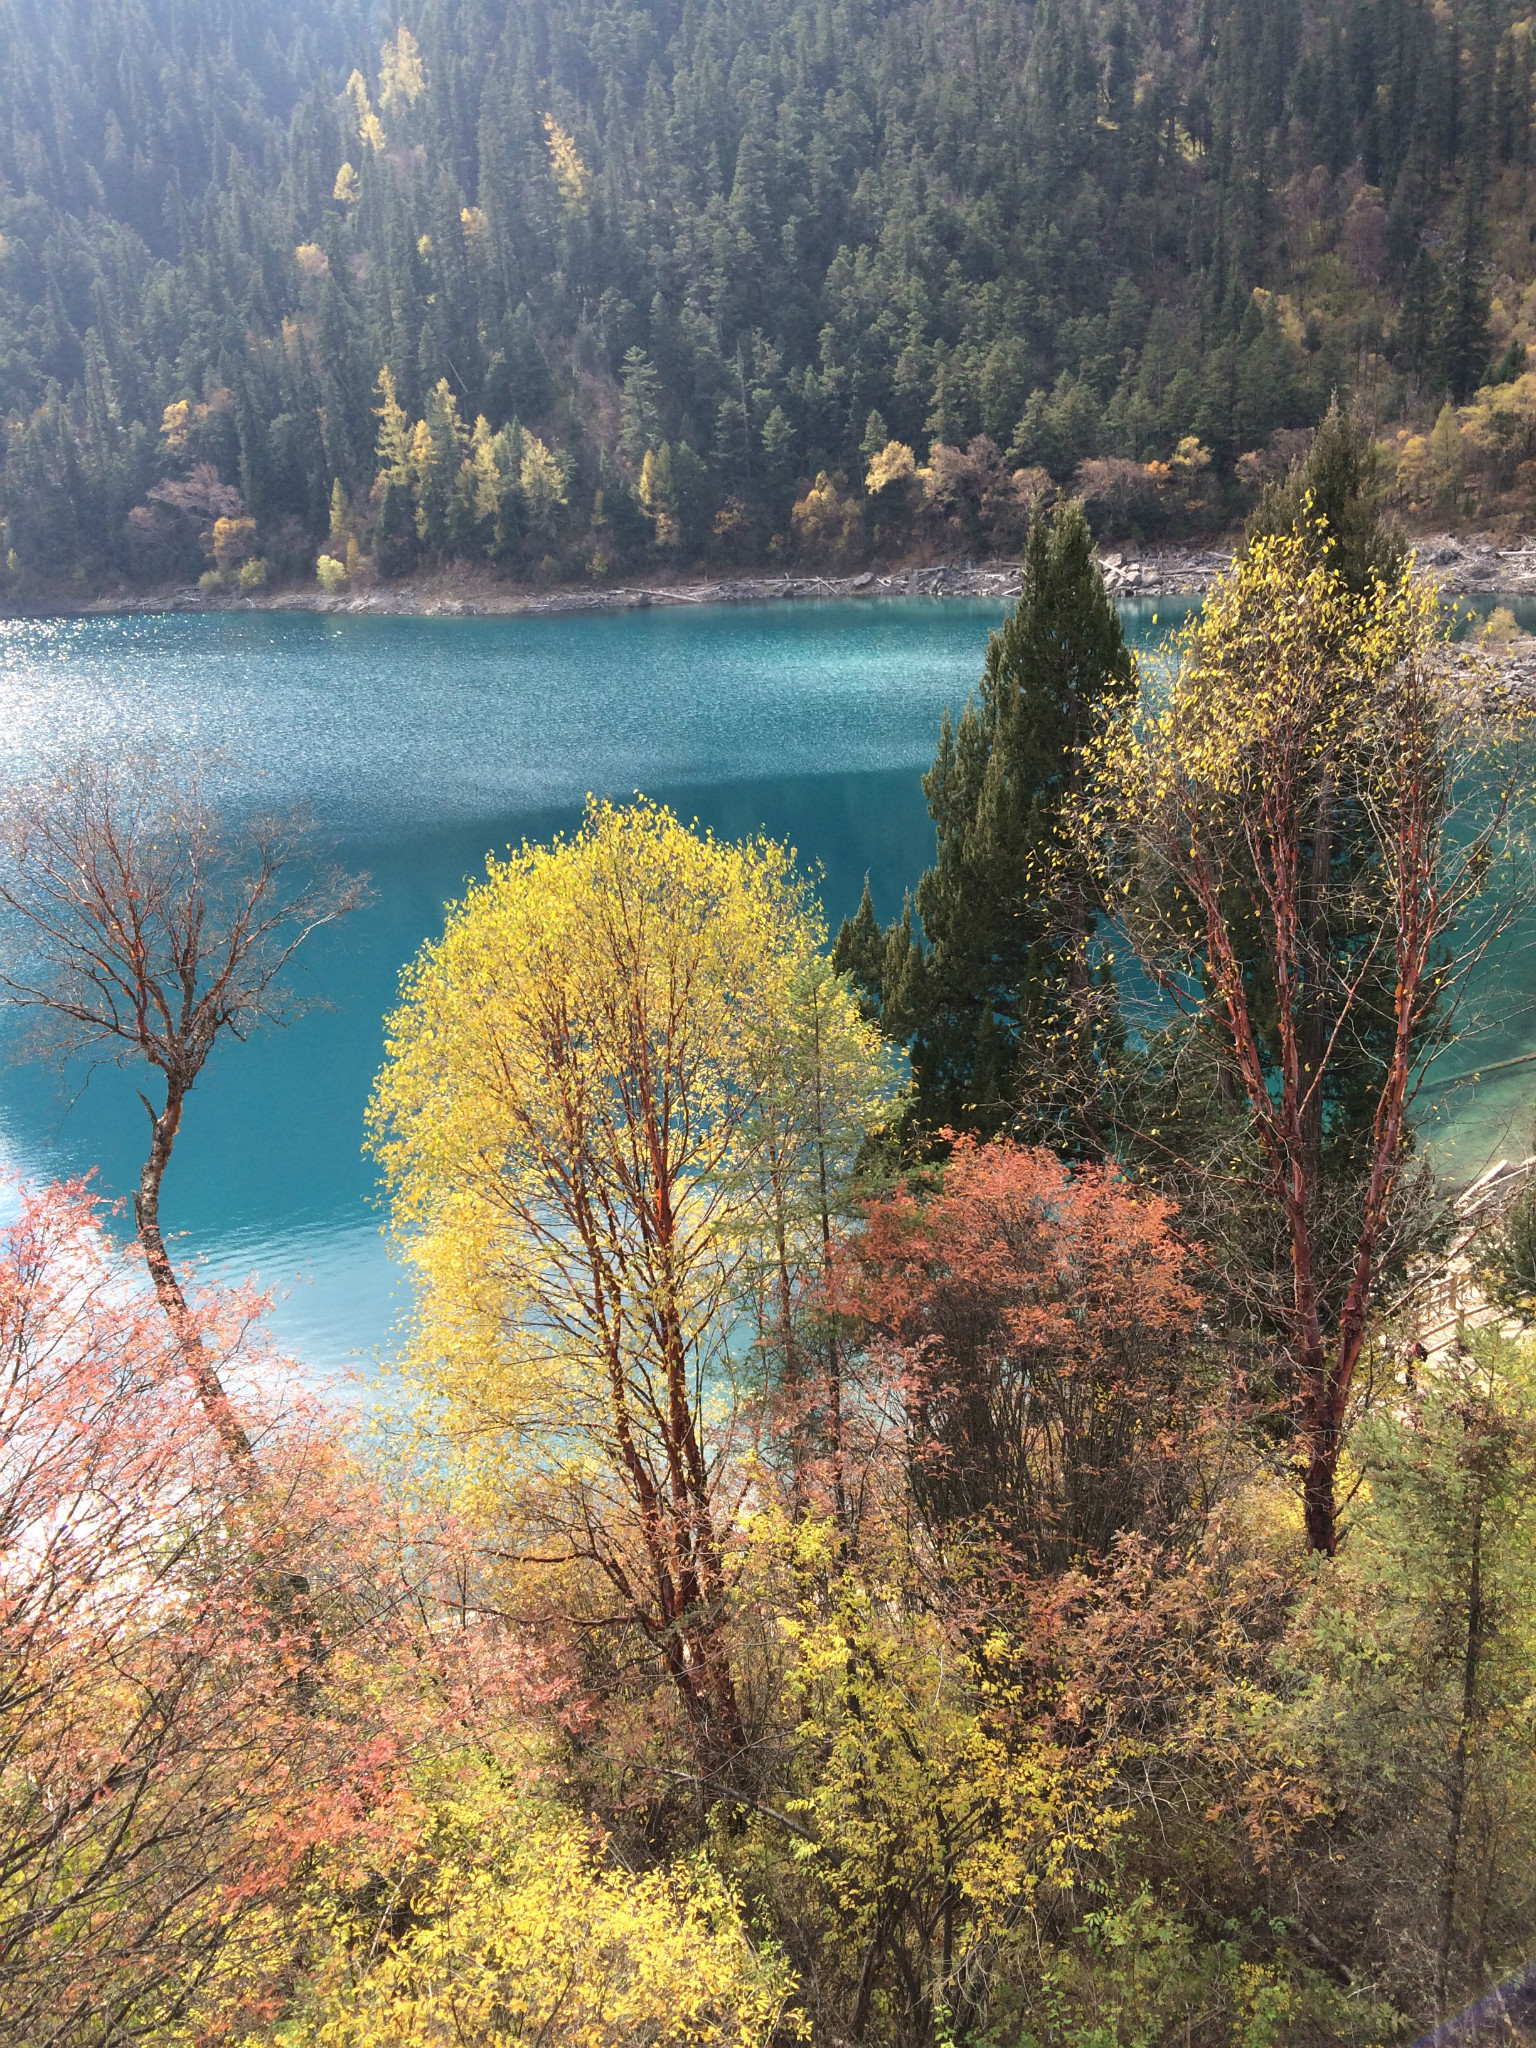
top-left (272, 1770), bottom-right (797, 2048)
top-left (369, 799), bottom-right (891, 1762)
top-left (864, 439), bottom-right (918, 495)
top-left (372, 365), bottom-right (413, 492)
top-left (519, 430), bottom-right (568, 536)
top-left (377, 23), bottom-right (425, 113)
top-left (345, 70), bottom-right (385, 154)
top-left (1075, 529), bottom-right (1533, 1554)
top-left (766, 1579), bottom-right (1122, 2045)
top-left (544, 112), bottom-right (591, 208)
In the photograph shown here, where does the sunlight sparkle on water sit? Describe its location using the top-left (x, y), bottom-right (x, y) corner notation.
top-left (10, 593), bottom-right (1528, 1383)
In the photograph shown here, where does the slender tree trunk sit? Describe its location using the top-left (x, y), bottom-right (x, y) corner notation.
top-left (577, 1174), bottom-right (732, 1754)
top-left (1295, 776), bottom-right (1343, 1555)
top-left (650, 1177), bottom-right (746, 1759)
top-left (1435, 1490), bottom-right (1485, 2026)
top-left (137, 1080), bottom-right (322, 1699)
top-left (1296, 772), bottom-right (1336, 1204)
top-left (772, 1182), bottom-right (808, 1521)
top-left (660, 1313), bottom-right (746, 1758)
top-left (135, 1077), bottom-right (258, 1479)
top-left (812, 1002), bottom-right (850, 1545)
top-left (1202, 841), bottom-right (1342, 1553)
top-left (599, 1305), bottom-right (711, 1738)
top-left (1301, 1409), bottom-right (1341, 1555)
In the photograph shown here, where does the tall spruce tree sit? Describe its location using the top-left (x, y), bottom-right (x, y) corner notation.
top-left (1248, 395), bottom-right (1408, 593)
top-left (835, 501), bottom-right (1133, 1142)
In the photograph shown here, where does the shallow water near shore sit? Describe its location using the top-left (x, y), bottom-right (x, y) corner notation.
top-left (0, 590), bottom-right (1530, 1382)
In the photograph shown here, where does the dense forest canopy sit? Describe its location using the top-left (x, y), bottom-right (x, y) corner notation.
top-left (1, 0), bottom-right (1532, 589)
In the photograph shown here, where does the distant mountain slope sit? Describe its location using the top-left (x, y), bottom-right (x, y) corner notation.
top-left (1, 0), bottom-right (1531, 594)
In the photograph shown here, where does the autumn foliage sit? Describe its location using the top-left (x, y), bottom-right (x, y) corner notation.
top-left (7, 755), bottom-right (1536, 2048)
top-left (0, 1180), bottom-right (558, 2045)
top-left (0, 1179), bottom-right (330, 2039)
top-left (370, 799), bottom-right (893, 1766)
top-left (835, 1137), bottom-right (1203, 1569)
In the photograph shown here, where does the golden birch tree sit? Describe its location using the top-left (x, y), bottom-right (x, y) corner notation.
top-left (369, 799), bottom-right (889, 1760)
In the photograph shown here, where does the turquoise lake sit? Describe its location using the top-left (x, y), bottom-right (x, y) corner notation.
top-left (0, 592), bottom-right (1532, 1382)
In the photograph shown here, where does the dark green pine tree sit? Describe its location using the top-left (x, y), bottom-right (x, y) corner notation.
top-left (1395, 249), bottom-right (1443, 387)
top-left (375, 476), bottom-right (416, 576)
top-left (834, 500), bottom-right (1133, 1144)
top-left (1437, 203), bottom-right (1494, 404)
top-left (1436, 40), bottom-right (1496, 406)
top-left (1248, 395), bottom-right (1407, 594)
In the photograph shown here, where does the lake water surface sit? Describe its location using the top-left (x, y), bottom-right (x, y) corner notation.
top-left (0, 592), bottom-right (1531, 1380)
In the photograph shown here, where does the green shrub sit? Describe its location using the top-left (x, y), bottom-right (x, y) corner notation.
top-left (1477, 1178), bottom-right (1536, 1319)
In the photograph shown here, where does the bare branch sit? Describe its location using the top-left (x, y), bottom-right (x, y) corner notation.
top-left (0, 749), bottom-right (367, 1472)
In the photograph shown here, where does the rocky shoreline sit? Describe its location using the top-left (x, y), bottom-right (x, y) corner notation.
top-left (1398, 532), bottom-right (1536, 596)
top-left (23, 546), bottom-right (1236, 620)
top-left (15, 529), bottom-right (1536, 622)
top-left (1463, 636), bottom-right (1536, 700)
top-left (70, 557), bottom-right (1038, 620)
top-left (1099, 532), bottom-right (1536, 601)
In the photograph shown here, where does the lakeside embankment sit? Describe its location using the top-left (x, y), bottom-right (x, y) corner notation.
top-left (44, 551), bottom-right (1208, 619)
top-left (12, 530), bottom-right (1536, 622)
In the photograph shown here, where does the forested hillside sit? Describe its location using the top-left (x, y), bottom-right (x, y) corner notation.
top-left (2, 0), bottom-right (1534, 595)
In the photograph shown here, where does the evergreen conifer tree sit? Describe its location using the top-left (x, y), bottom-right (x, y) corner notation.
top-left (1248, 396), bottom-right (1407, 593)
top-left (1437, 224), bottom-right (1494, 404)
top-left (835, 501), bottom-right (1132, 1142)
top-left (375, 477), bottom-right (415, 574)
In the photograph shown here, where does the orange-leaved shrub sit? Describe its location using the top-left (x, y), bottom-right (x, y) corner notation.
top-left (833, 1136), bottom-right (1206, 1570)
top-left (0, 1177), bottom-right (545, 2046)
